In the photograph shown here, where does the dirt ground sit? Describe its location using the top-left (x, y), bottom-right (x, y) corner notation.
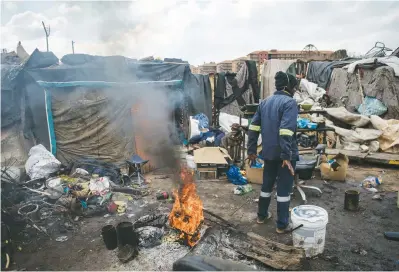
top-left (10, 164), bottom-right (399, 271)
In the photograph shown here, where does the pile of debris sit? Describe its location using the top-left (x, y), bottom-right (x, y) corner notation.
top-left (1, 144), bottom-right (150, 244)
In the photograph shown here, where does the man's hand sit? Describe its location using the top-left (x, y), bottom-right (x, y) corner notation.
top-left (247, 154), bottom-right (258, 163)
top-left (282, 160), bottom-right (295, 176)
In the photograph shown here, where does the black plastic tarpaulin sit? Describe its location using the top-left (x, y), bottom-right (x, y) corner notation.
top-left (25, 49), bottom-right (59, 69)
top-left (306, 58), bottom-right (359, 89)
top-left (1, 65), bottom-right (24, 128)
top-left (23, 55), bottom-right (212, 163)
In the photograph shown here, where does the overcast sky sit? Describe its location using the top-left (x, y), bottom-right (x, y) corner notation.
top-left (1, 1), bottom-right (398, 65)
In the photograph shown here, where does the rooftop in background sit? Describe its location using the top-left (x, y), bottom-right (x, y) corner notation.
top-left (233, 56), bottom-right (249, 61)
top-left (217, 60), bottom-right (232, 64)
top-left (248, 49), bottom-right (334, 54)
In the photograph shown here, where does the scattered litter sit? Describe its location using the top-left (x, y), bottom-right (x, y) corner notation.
top-left (104, 214), bottom-right (111, 218)
top-left (372, 194), bottom-right (383, 200)
top-left (89, 176), bottom-right (111, 196)
top-left (74, 216), bottom-right (79, 222)
top-left (127, 214), bottom-right (135, 218)
top-left (70, 168), bottom-right (89, 177)
top-left (114, 201), bottom-right (127, 213)
top-left (55, 236), bottom-right (68, 242)
top-left (108, 202), bottom-right (118, 214)
top-left (64, 222), bottom-right (74, 230)
top-left (361, 176), bottom-right (382, 192)
top-left (233, 184), bottom-right (253, 195)
top-left (352, 248), bottom-right (368, 256)
top-left (365, 187), bottom-right (378, 193)
top-left (156, 192), bottom-right (169, 200)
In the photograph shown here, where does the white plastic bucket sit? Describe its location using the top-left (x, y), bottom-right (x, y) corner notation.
top-left (291, 205), bottom-right (329, 257)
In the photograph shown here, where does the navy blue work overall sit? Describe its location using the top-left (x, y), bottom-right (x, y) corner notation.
top-left (247, 90), bottom-right (299, 229)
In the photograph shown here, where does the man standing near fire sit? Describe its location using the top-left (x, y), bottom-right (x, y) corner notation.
top-left (247, 71), bottom-right (299, 234)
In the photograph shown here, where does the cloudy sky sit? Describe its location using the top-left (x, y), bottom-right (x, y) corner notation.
top-left (1, 1), bottom-right (398, 65)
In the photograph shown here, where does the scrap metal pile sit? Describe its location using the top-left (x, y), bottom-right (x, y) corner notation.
top-left (1, 144), bottom-right (150, 244)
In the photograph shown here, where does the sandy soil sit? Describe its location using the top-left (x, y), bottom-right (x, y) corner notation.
top-left (10, 165), bottom-right (399, 271)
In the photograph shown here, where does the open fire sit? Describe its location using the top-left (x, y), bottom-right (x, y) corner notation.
top-left (169, 167), bottom-right (204, 247)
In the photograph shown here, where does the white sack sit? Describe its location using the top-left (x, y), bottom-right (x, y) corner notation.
top-left (370, 115), bottom-right (399, 153)
top-left (219, 112), bottom-right (248, 133)
top-left (326, 120), bottom-right (382, 143)
top-left (369, 141), bottom-right (380, 152)
top-left (325, 107), bottom-right (370, 127)
top-left (343, 142), bottom-right (360, 151)
top-left (299, 79), bottom-right (326, 102)
top-left (25, 144), bottom-right (61, 179)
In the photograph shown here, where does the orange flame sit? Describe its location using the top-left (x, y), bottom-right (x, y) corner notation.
top-left (169, 167), bottom-right (204, 247)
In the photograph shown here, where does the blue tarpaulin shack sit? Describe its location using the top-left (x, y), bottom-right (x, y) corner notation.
top-left (16, 52), bottom-right (212, 167)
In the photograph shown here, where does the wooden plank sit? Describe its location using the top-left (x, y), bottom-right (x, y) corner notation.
top-left (226, 231), bottom-right (306, 270)
top-left (325, 149), bottom-right (399, 167)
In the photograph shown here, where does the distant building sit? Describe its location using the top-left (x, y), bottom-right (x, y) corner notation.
top-left (190, 65), bottom-right (200, 74)
top-left (198, 62), bottom-right (217, 74)
top-left (247, 50), bottom-right (269, 65)
top-left (247, 49), bottom-right (335, 63)
top-left (216, 60), bottom-right (233, 73)
top-left (232, 57), bottom-right (248, 73)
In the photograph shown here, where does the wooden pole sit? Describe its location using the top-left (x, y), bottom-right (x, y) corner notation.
top-left (42, 21), bottom-right (50, 52)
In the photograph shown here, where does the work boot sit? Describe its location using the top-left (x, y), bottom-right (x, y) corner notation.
top-left (256, 212), bottom-right (272, 224)
top-left (276, 223), bottom-right (293, 234)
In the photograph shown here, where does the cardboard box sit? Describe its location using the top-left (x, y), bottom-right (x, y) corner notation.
top-left (320, 153), bottom-right (349, 182)
top-left (245, 160), bottom-right (264, 185)
top-left (194, 147), bottom-right (232, 179)
top-left (194, 147), bottom-right (232, 169)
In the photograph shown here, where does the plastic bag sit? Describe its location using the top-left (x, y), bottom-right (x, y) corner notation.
top-left (227, 165), bottom-right (248, 185)
top-left (25, 144), bottom-right (61, 179)
top-left (233, 184), bottom-right (253, 195)
top-left (193, 113), bottom-right (209, 129)
top-left (361, 176), bottom-right (382, 188)
top-left (89, 176), bottom-right (111, 195)
top-left (357, 96), bottom-right (388, 116)
top-left (250, 156), bottom-right (264, 169)
top-left (297, 118), bottom-right (310, 129)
